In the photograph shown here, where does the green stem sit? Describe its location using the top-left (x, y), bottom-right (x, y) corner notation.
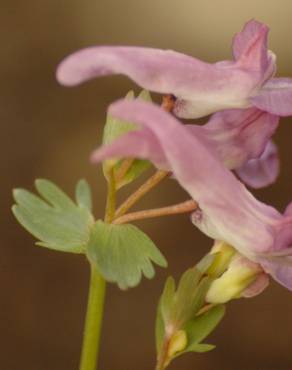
top-left (79, 265), bottom-right (106, 370)
top-left (105, 168), bottom-right (116, 223)
top-left (79, 171), bottom-right (116, 370)
top-left (155, 336), bottom-right (171, 370)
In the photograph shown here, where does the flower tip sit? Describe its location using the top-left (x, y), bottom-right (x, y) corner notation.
top-left (90, 149), bottom-right (104, 164)
top-left (244, 18), bottom-right (269, 32)
top-left (12, 188), bottom-right (21, 201)
top-left (56, 49), bottom-right (94, 86)
top-left (56, 59), bottom-right (80, 87)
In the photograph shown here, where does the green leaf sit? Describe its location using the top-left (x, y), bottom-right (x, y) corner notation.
top-left (155, 268), bottom-right (224, 367)
top-left (102, 90), bottom-right (153, 188)
top-left (169, 305), bottom-right (224, 360)
top-left (160, 277), bottom-right (176, 322)
top-left (12, 179), bottom-right (94, 253)
top-left (87, 221), bottom-right (167, 289)
top-left (35, 179), bottom-right (75, 209)
top-left (196, 253), bottom-right (216, 274)
top-left (156, 277), bottom-right (175, 352)
top-left (138, 89), bottom-right (152, 102)
top-left (75, 179), bottom-right (92, 211)
top-left (184, 305), bottom-right (225, 352)
top-left (102, 90), bottom-right (136, 146)
top-left (168, 270), bottom-right (212, 328)
top-left (172, 268), bottom-right (201, 324)
top-left (116, 159), bottom-right (151, 189)
top-left (183, 343), bottom-right (215, 353)
top-left (155, 299), bottom-right (165, 353)
top-left (155, 267), bottom-right (214, 356)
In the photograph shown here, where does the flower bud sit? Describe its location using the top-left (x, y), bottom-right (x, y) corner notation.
top-left (206, 255), bottom-right (269, 304)
top-left (207, 241), bottom-right (236, 277)
top-left (167, 330), bottom-right (187, 358)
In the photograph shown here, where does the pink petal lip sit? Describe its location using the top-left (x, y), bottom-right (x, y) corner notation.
top-left (235, 140), bottom-right (279, 189)
top-left (189, 107), bottom-right (279, 171)
top-left (252, 78), bottom-right (292, 116)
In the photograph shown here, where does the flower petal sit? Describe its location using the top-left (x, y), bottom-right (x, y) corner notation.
top-left (57, 46), bottom-right (259, 118)
top-left (242, 272), bottom-right (270, 297)
top-left (194, 108), bottom-right (279, 170)
top-left (93, 100), bottom-right (284, 257)
top-left (235, 140), bottom-right (280, 188)
top-left (252, 78), bottom-right (292, 116)
top-left (91, 129), bottom-right (169, 169)
top-left (232, 19), bottom-right (275, 79)
top-left (259, 256), bottom-right (292, 290)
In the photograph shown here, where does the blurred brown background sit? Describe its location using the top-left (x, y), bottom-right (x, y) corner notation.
top-left (2, 0), bottom-right (292, 369)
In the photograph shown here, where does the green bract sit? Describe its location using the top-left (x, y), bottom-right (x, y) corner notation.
top-left (87, 220), bottom-right (167, 289)
top-left (182, 305), bottom-right (225, 354)
top-left (12, 179), bottom-right (94, 253)
top-left (156, 256), bottom-right (225, 365)
top-left (102, 90), bottom-right (152, 188)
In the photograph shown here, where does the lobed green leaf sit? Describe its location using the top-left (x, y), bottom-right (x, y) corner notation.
top-left (12, 179), bottom-right (94, 253)
top-left (75, 179), bottom-right (92, 211)
top-left (87, 220), bottom-right (167, 289)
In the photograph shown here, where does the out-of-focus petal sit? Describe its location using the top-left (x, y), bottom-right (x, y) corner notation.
top-left (236, 140), bottom-right (280, 188)
top-left (252, 78), bottom-right (292, 116)
top-left (284, 201), bottom-right (292, 216)
top-left (91, 129), bottom-right (169, 170)
top-left (93, 100), bottom-right (285, 256)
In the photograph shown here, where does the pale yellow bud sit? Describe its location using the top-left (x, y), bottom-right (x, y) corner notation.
top-left (167, 330), bottom-right (187, 358)
top-left (207, 241), bottom-right (236, 277)
top-left (206, 255), bottom-right (264, 304)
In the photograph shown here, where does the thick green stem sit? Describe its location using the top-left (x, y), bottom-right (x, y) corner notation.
top-left (79, 171), bottom-right (116, 370)
top-left (79, 265), bottom-right (106, 370)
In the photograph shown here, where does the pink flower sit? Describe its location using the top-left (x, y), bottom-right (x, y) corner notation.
top-left (56, 20), bottom-right (292, 119)
top-left (91, 99), bottom-right (292, 291)
top-left (188, 108), bottom-right (279, 188)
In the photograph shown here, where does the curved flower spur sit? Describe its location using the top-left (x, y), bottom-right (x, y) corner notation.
top-left (91, 99), bottom-right (292, 291)
top-left (56, 20), bottom-right (292, 119)
top-left (56, 19), bottom-right (292, 188)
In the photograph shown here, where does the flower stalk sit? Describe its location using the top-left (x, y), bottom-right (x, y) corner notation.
top-left (114, 199), bottom-right (198, 225)
top-left (114, 158), bottom-right (135, 184)
top-left (115, 170), bottom-right (170, 218)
